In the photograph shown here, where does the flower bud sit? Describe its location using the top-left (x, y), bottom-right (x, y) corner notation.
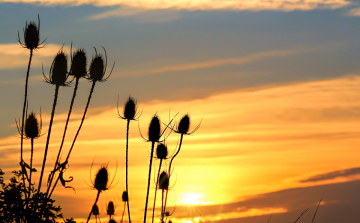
top-left (24, 22), bottom-right (40, 50)
top-left (89, 55), bottom-right (105, 82)
top-left (158, 171), bottom-right (169, 190)
top-left (148, 115), bottom-right (161, 142)
top-left (50, 51), bottom-right (68, 86)
top-left (94, 167), bottom-right (108, 192)
top-left (70, 49), bottom-right (87, 78)
top-left (107, 201), bottom-right (115, 215)
top-left (156, 143), bottom-right (168, 160)
top-left (91, 204), bottom-right (99, 216)
top-left (122, 191), bottom-right (128, 202)
top-left (178, 115), bottom-right (190, 134)
top-left (124, 97), bottom-right (136, 120)
top-left (25, 112), bottom-right (39, 139)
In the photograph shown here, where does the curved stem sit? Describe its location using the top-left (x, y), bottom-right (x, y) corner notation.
top-left (126, 119), bottom-right (132, 223)
top-left (86, 190), bottom-right (101, 223)
top-left (48, 81), bottom-right (96, 198)
top-left (37, 85), bottom-right (60, 194)
top-left (46, 77), bottom-right (80, 196)
top-left (152, 159), bottom-right (163, 223)
top-left (164, 134), bottom-right (184, 213)
top-left (143, 142), bottom-right (155, 223)
top-left (21, 49), bottom-right (33, 197)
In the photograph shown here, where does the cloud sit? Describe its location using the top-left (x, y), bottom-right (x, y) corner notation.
top-left (346, 7), bottom-right (360, 16)
top-left (0, 43), bottom-right (72, 69)
top-left (0, 0), bottom-right (351, 12)
top-left (300, 167), bottom-right (360, 183)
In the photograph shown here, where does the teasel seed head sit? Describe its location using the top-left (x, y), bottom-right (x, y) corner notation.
top-left (91, 204), bottom-right (99, 216)
top-left (107, 201), bottom-right (115, 215)
top-left (158, 171), bottom-right (169, 190)
top-left (44, 50), bottom-right (69, 86)
top-left (156, 143), bottom-right (168, 160)
top-left (177, 114), bottom-right (190, 134)
top-left (89, 55), bottom-right (104, 82)
top-left (122, 191), bottom-right (128, 202)
top-left (25, 112), bottom-right (40, 139)
top-left (148, 115), bottom-right (161, 143)
top-left (70, 48), bottom-right (87, 78)
top-left (94, 166), bottom-right (108, 192)
top-left (18, 15), bottom-right (44, 50)
top-left (124, 97), bottom-right (136, 120)
top-left (109, 219), bottom-right (116, 223)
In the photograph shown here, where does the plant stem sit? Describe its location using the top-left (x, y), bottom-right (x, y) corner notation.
top-left (47, 81), bottom-right (96, 198)
top-left (38, 84), bottom-right (60, 194)
top-left (161, 189), bottom-right (165, 223)
top-left (164, 133), bottom-right (184, 213)
top-left (125, 119), bottom-right (132, 223)
top-left (28, 138), bottom-right (34, 198)
top-left (152, 159), bottom-right (163, 223)
top-left (21, 49), bottom-right (33, 197)
top-left (46, 77), bottom-right (80, 196)
top-left (121, 202), bottom-right (126, 223)
top-left (143, 141), bottom-right (155, 223)
top-left (86, 190), bottom-right (101, 223)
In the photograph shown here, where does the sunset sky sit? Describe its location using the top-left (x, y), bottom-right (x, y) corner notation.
top-left (1, 1), bottom-right (360, 222)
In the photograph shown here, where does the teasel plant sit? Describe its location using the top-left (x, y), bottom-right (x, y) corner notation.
top-left (107, 201), bottom-right (116, 221)
top-left (17, 14), bottom-right (46, 196)
top-left (47, 47), bottom-right (114, 199)
top-left (121, 191), bottom-right (128, 223)
top-left (86, 163), bottom-right (116, 223)
top-left (118, 96), bottom-right (141, 223)
top-left (91, 204), bottom-right (100, 223)
top-left (38, 49), bottom-right (71, 194)
top-left (46, 45), bottom-right (88, 196)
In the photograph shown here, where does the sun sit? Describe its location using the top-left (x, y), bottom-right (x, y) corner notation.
top-left (180, 193), bottom-right (203, 205)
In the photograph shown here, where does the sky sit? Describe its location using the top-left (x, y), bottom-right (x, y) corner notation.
top-left (0, 0), bottom-right (360, 222)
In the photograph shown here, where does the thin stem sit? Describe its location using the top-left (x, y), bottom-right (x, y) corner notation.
top-left (164, 134), bottom-right (184, 213)
top-left (121, 202), bottom-right (126, 223)
top-left (143, 142), bottom-right (155, 223)
top-left (37, 85), bottom-right (60, 194)
top-left (21, 49), bottom-right (33, 197)
top-left (48, 81), bottom-right (96, 198)
top-left (152, 159), bottom-right (163, 223)
top-left (28, 138), bottom-right (34, 198)
top-left (86, 190), bottom-right (101, 223)
top-left (161, 189), bottom-right (165, 223)
top-left (125, 119), bottom-right (132, 223)
top-left (46, 77), bottom-right (80, 196)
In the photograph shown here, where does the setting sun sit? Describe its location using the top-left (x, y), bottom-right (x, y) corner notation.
top-left (180, 193), bottom-right (203, 205)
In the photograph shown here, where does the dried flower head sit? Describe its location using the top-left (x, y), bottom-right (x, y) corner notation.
top-left (107, 201), bottom-right (115, 215)
top-left (70, 48), bottom-right (87, 78)
top-left (122, 191), bottom-right (128, 202)
top-left (177, 115), bottom-right (190, 134)
top-left (25, 112), bottom-right (41, 139)
top-left (18, 15), bottom-right (45, 50)
top-left (148, 115), bottom-right (161, 143)
top-left (158, 171), bottom-right (169, 190)
top-left (109, 219), bottom-right (116, 223)
top-left (91, 204), bottom-right (99, 216)
top-left (118, 96), bottom-right (140, 121)
top-left (91, 163), bottom-right (116, 192)
top-left (43, 50), bottom-right (70, 86)
top-left (88, 47), bottom-right (114, 83)
top-left (156, 143), bottom-right (168, 160)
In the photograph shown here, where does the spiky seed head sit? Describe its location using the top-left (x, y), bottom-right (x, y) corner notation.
top-left (156, 143), bottom-right (168, 159)
top-left (107, 201), bottom-right (115, 215)
top-left (89, 55), bottom-right (105, 82)
top-left (158, 171), bottom-right (169, 190)
top-left (178, 115), bottom-right (190, 134)
top-left (148, 115), bottom-right (161, 142)
top-left (24, 22), bottom-right (39, 50)
top-left (94, 167), bottom-right (108, 192)
top-left (168, 221), bottom-right (172, 223)
top-left (50, 51), bottom-right (68, 86)
top-left (122, 191), bottom-right (128, 202)
top-left (70, 49), bottom-right (87, 78)
top-left (124, 97), bottom-right (136, 120)
top-left (91, 204), bottom-right (99, 216)
top-left (109, 219), bottom-right (116, 223)
top-left (25, 112), bottom-right (39, 139)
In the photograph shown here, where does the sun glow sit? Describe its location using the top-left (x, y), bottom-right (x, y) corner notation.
top-left (181, 193), bottom-right (203, 205)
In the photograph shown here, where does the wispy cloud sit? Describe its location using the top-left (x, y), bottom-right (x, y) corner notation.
top-left (300, 167), bottom-right (360, 183)
top-left (1, 0), bottom-right (351, 12)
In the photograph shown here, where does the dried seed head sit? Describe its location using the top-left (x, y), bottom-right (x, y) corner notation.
top-left (178, 115), bottom-right (190, 134)
top-left (156, 143), bottom-right (168, 160)
top-left (122, 191), bottom-right (128, 202)
top-left (168, 221), bottom-right (173, 223)
top-left (48, 51), bottom-right (68, 86)
top-left (24, 22), bottom-right (40, 50)
top-left (158, 171), bottom-right (169, 190)
top-left (91, 204), bottom-right (99, 216)
top-left (148, 115), bottom-right (161, 142)
top-left (109, 219), bottom-right (116, 223)
top-left (89, 55), bottom-right (105, 82)
top-left (94, 166), bottom-right (108, 192)
top-left (124, 97), bottom-right (137, 120)
top-left (70, 49), bottom-right (87, 78)
top-left (25, 112), bottom-right (39, 139)
top-left (107, 201), bottom-right (115, 215)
